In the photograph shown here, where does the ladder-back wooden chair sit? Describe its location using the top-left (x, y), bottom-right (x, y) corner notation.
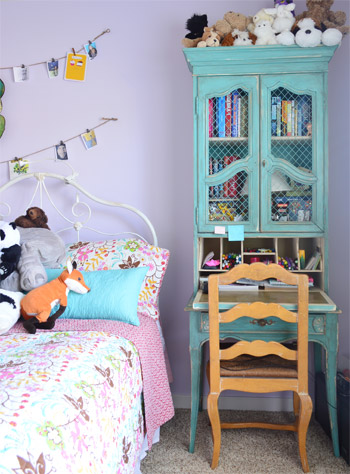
top-left (207, 262), bottom-right (312, 472)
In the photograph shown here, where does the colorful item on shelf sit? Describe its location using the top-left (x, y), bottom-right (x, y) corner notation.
top-left (278, 256), bottom-right (298, 270)
top-left (222, 253), bottom-right (241, 270)
top-left (203, 258), bottom-right (220, 270)
top-left (218, 203), bottom-right (234, 221)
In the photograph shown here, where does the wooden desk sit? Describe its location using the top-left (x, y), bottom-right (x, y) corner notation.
top-left (185, 288), bottom-right (341, 457)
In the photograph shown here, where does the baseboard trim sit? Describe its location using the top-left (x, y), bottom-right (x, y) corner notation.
top-left (172, 394), bottom-right (293, 411)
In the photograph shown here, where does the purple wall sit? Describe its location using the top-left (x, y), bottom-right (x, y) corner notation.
top-left (0, 1), bottom-right (349, 398)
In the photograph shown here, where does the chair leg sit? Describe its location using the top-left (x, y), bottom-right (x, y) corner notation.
top-left (297, 393), bottom-right (313, 473)
top-left (207, 392), bottom-right (221, 469)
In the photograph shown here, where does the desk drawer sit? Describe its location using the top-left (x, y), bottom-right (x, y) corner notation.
top-left (200, 313), bottom-right (325, 336)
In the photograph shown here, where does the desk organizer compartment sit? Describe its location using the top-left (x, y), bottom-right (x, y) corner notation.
top-left (197, 236), bottom-right (325, 291)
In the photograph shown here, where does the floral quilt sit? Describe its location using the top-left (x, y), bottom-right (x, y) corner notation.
top-left (0, 331), bottom-right (143, 474)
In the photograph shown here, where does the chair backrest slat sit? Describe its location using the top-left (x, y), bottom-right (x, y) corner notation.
top-left (220, 302), bottom-right (297, 324)
top-left (221, 340), bottom-right (297, 361)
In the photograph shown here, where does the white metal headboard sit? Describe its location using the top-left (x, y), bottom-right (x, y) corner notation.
top-left (0, 171), bottom-right (158, 246)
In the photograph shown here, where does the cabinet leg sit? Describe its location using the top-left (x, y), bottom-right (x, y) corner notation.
top-left (325, 348), bottom-right (340, 457)
top-left (314, 341), bottom-right (322, 374)
top-left (189, 345), bottom-right (202, 453)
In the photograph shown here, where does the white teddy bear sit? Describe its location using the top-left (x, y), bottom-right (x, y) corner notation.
top-left (247, 8), bottom-right (275, 33)
top-left (265, 3), bottom-right (296, 34)
top-left (254, 20), bottom-right (278, 45)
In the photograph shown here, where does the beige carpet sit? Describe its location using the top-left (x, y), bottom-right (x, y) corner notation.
top-left (141, 409), bottom-right (349, 473)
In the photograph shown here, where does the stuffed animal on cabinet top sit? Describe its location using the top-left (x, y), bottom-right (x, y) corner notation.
top-left (214, 11), bottom-right (252, 36)
top-left (265, 3), bottom-right (296, 33)
top-left (0, 221), bottom-right (21, 282)
top-left (182, 13), bottom-right (208, 47)
top-left (247, 8), bottom-right (275, 34)
top-left (14, 207), bottom-right (50, 230)
top-left (197, 27), bottom-right (223, 47)
top-left (295, 0), bottom-right (350, 35)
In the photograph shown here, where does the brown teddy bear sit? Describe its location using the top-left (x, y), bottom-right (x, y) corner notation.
top-left (14, 207), bottom-right (50, 230)
top-left (295, 0), bottom-right (350, 35)
top-left (214, 11), bottom-right (252, 36)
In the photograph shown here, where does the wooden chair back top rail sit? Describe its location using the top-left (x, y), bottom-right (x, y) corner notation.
top-left (220, 340), bottom-right (297, 361)
top-left (217, 262), bottom-right (300, 286)
top-left (218, 302), bottom-right (298, 324)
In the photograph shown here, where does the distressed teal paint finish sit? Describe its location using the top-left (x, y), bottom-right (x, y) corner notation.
top-left (184, 45), bottom-right (340, 457)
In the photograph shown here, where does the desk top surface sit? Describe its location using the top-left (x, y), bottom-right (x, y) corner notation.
top-left (186, 288), bottom-right (338, 312)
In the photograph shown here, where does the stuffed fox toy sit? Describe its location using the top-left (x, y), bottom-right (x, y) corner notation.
top-left (20, 259), bottom-right (90, 334)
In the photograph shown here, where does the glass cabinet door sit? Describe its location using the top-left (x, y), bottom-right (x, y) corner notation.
top-left (197, 76), bottom-right (259, 232)
top-left (260, 74), bottom-right (324, 232)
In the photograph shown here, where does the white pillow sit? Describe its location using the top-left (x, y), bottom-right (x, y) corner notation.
top-left (0, 289), bottom-right (24, 335)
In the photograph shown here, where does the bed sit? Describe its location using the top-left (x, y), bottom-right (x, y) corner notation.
top-left (0, 169), bottom-right (174, 474)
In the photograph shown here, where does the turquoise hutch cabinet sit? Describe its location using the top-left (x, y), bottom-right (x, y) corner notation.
top-left (183, 45), bottom-right (341, 457)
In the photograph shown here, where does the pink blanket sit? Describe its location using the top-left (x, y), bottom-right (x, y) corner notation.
top-left (9, 314), bottom-right (174, 449)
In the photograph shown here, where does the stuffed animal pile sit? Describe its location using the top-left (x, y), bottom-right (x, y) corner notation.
top-left (0, 209), bottom-right (66, 334)
top-left (181, 1), bottom-right (349, 49)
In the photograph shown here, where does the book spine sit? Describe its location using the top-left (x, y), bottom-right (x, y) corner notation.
top-left (237, 97), bottom-right (241, 137)
top-left (225, 94), bottom-right (232, 137)
top-left (218, 160), bottom-right (224, 197)
top-left (276, 97), bottom-right (282, 137)
top-left (212, 160), bottom-right (219, 197)
top-left (223, 156), bottom-right (238, 197)
top-left (281, 100), bottom-right (288, 136)
top-left (291, 100), bottom-right (295, 136)
top-left (271, 96), bottom-right (277, 136)
top-left (240, 95), bottom-right (248, 137)
top-left (209, 157), bottom-right (214, 198)
top-left (218, 96), bottom-right (226, 138)
top-left (297, 98), bottom-right (303, 136)
top-left (208, 98), bottom-right (213, 138)
top-left (212, 98), bottom-right (218, 137)
top-left (287, 100), bottom-right (292, 137)
top-left (231, 91), bottom-right (239, 137)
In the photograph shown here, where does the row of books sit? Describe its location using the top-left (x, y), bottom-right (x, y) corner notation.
top-left (271, 96), bottom-right (312, 137)
top-left (304, 247), bottom-right (321, 270)
top-left (209, 92), bottom-right (248, 138)
top-left (209, 156), bottom-right (240, 198)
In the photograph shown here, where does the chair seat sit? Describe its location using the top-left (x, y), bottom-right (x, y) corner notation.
top-left (218, 354), bottom-right (298, 378)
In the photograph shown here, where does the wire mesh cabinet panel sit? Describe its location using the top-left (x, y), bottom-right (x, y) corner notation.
top-left (197, 76), bottom-right (259, 232)
top-left (260, 74), bottom-right (324, 232)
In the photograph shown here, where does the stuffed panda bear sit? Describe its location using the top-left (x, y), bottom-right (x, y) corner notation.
top-left (0, 289), bottom-right (24, 334)
top-left (0, 221), bottom-right (21, 281)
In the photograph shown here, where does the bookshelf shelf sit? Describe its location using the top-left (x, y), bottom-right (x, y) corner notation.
top-left (271, 136), bottom-right (312, 141)
top-left (209, 137), bottom-right (248, 142)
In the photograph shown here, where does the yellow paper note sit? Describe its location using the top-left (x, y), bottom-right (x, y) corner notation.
top-left (64, 53), bottom-right (88, 82)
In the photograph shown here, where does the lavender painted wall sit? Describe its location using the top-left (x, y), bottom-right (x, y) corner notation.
top-left (0, 1), bottom-right (349, 399)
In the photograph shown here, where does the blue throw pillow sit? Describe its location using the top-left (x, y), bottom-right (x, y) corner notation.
top-left (45, 267), bottom-right (149, 326)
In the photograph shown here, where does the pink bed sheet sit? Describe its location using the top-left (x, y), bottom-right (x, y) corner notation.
top-left (9, 313), bottom-right (175, 449)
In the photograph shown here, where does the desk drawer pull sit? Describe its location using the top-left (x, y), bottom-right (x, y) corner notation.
top-left (250, 318), bottom-right (274, 327)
